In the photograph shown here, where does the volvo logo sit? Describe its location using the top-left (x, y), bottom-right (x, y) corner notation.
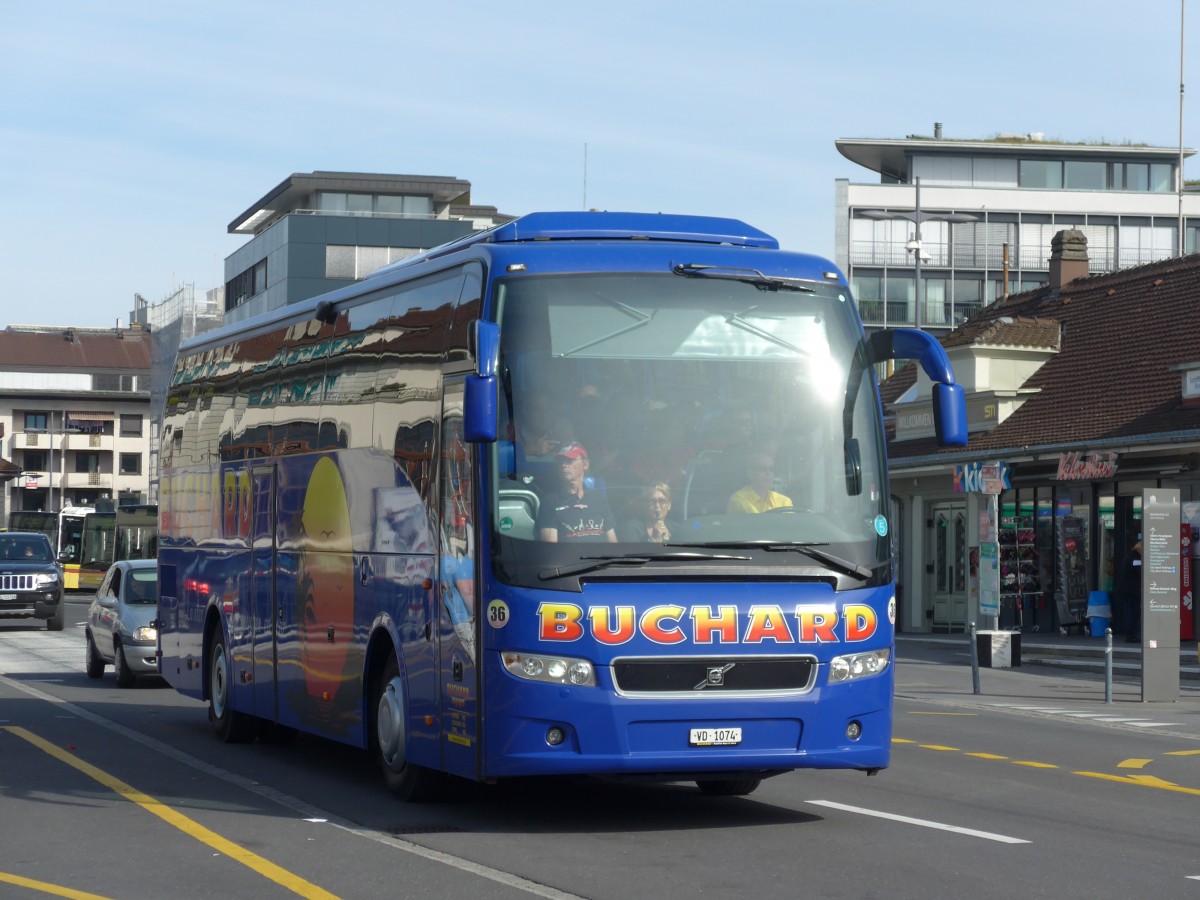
top-left (694, 663), bottom-right (736, 690)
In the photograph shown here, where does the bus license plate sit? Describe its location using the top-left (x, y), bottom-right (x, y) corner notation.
top-left (689, 727), bottom-right (742, 747)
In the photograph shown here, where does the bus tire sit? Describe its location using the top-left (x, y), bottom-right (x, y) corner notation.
top-left (85, 633), bottom-right (105, 678)
top-left (372, 654), bottom-right (443, 802)
top-left (208, 635), bottom-right (255, 743)
top-left (114, 642), bottom-right (136, 688)
top-left (47, 603), bottom-right (65, 632)
top-left (696, 778), bottom-right (761, 797)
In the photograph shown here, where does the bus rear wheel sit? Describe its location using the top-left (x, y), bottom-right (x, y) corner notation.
top-left (372, 654), bottom-right (443, 802)
top-left (696, 778), bottom-right (762, 797)
top-left (209, 635), bottom-right (255, 743)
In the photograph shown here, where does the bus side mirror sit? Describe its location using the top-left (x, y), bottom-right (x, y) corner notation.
top-left (933, 382), bottom-right (967, 447)
top-left (464, 375), bottom-right (497, 442)
top-left (464, 320), bottom-right (500, 443)
top-left (867, 328), bottom-right (968, 447)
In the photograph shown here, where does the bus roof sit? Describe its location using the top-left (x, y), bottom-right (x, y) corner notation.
top-left (178, 211), bottom-right (838, 356)
top-left (365, 211), bottom-right (778, 277)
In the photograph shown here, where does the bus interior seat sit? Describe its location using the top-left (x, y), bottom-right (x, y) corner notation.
top-left (681, 450), bottom-right (738, 519)
top-left (497, 487), bottom-right (540, 541)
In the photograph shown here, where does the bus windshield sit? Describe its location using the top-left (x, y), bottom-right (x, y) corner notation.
top-left (490, 272), bottom-right (890, 588)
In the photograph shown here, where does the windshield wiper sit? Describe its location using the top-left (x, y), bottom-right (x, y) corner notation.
top-left (672, 263), bottom-right (816, 293)
top-left (666, 541), bottom-right (873, 581)
top-left (539, 550), bottom-right (751, 580)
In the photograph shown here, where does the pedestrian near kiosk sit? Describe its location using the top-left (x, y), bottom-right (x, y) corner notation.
top-left (1117, 540), bottom-right (1143, 643)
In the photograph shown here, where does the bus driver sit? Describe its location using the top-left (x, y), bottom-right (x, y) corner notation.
top-left (536, 443), bottom-right (618, 543)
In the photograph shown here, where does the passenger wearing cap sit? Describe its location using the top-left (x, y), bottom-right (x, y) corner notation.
top-left (536, 442), bottom-right (618, 543)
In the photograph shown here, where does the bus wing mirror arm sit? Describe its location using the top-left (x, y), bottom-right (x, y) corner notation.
top-left (464, 321), bottom-right (500, 443)
top-left (867, 328), bottom-right (968, 447)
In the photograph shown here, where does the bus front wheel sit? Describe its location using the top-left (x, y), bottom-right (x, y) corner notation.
top-left (696, 778), bottom-right (762, 796)
top-left (372, 654), bottom-right (443, 802)
top-left (209, 635), bottom-right (255, 743)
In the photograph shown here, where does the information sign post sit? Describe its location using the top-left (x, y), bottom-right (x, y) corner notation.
top-left (1142, 488), bottom-right (1181, 702)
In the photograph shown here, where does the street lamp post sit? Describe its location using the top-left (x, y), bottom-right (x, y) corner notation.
top-left (859, 176), bottom-right (978, 329)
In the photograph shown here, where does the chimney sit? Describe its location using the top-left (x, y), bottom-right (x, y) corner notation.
top-left (1049, 229), bottom-right (1089, 290)
top-left (934, 122), bottom-right (943, 140)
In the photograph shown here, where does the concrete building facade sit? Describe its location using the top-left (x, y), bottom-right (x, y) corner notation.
top-left (223, 171), bottom-right (512, 323)
top-left (835, 125), bottom-right (1200, 333)
top-left (0, 325), bottom-right (152, 519)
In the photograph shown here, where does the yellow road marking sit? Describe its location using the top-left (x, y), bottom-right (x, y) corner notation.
top-left (1117, 758), bottom-right (1152, 769)
top-left (902, 736), bottom-right (1200, 793)
top-left (0, 872), bottom-right (110, 899)
top-left (1076, 771), bottom-right (1200, 796)
top-left (4, 726), bottom-right (340, 900)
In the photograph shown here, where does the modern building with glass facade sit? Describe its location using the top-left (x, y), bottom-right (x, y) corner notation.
top-left (834, 126), bottom-right (1200, 333)
top-left (223, 171), bottom-right (512, 323)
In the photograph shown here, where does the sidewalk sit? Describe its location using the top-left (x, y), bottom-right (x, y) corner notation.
top-left (897, 630), bottom-right (1200, 682)
top-left (893, 632), bottom-right (1200, 732)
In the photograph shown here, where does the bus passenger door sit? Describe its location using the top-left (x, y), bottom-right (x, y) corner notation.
top-left (437, 382), bottom-right (479, 781)
top-left (250, 465), bottom-right (278, 720)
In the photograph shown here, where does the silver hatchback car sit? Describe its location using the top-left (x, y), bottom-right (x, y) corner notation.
top-left (85, 559), bottom-right (159, 687)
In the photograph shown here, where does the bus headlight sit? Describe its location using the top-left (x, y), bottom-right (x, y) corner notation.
top-left (828, 649), bottom-right (890, 683)
top-left (502, 652), bottom-right (596, 687)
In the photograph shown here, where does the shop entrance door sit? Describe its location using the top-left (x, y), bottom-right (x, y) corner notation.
top-left (928, 500), bottom-right (968, 632)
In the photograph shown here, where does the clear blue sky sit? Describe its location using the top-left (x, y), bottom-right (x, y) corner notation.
top-left (2, 1), bottom-right (1193, 327)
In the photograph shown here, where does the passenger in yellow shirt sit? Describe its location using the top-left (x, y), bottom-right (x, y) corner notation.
top-left (726, 451), bottom-right (792, 514)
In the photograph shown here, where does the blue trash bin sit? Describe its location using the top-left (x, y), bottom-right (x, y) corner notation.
top-left (1089, 616), bottom-right (1109, 638)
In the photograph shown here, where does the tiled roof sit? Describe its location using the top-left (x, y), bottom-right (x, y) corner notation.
top-left (879, 315), bottom-right (1061, 407)
top-left (884, 252), bottom-right (1200, 463)
top-left (0, 328), bottom-right (150, 371)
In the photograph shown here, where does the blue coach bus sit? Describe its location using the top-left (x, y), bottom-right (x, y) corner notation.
top-left (157, 211), bottom-right (965, 800)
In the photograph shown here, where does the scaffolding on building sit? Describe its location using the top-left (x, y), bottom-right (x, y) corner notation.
top-left (131, 285), bottom-right (224, 504)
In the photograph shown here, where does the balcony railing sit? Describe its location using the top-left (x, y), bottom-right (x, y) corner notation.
top-left (857, 299), bottom-right (981, 329)
top-left (851, 241), bottom-right (1122, 273)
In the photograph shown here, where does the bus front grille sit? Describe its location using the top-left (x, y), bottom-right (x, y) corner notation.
top-left (612, 657), bottom-right (816, 695)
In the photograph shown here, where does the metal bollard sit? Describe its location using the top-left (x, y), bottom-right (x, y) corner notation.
top-left (1104, 627), bottom-right (1113, 704)
top-left (969, 621), bottom-right (980, 695)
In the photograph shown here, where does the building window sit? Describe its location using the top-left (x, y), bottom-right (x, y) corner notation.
top-left (852, 274), bottom-right (883, 325)
top-left (318, 191), bottom-right (433, 218)
top-left (325, 245), bottom-right (423, 280)
top-left (119, 453), bottom-right (142, 475)
top-left (23, 450), bottom-right (46, 471)
top-left (1112, 162), bottom-right (1175, 192)
top-left (1064, 160), bottom-right (1106, 190)
top-left (1019, 160), bottom-right (1062, 189)
top-left (24, 412), bottom-right (47, 432)
top-left (225, 259), bottom-right (267, 311)
top-left (120, 414), bottom-right (143, 437)
top-left (93, 374), bottom-right (135, 392)
top-left (75, 452), bottom-right (100, 474)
